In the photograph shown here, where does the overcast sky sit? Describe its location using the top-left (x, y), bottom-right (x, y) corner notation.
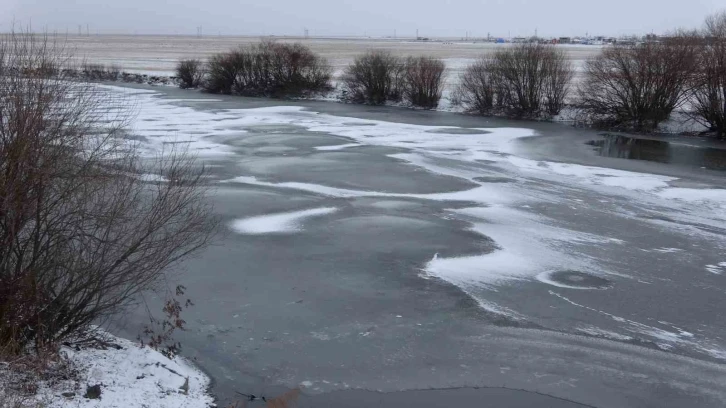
top-left (3, 0), bottom-right (724, 38)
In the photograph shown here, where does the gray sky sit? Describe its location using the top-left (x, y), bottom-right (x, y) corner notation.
top-left (4, 0), bottom-right (724, 38)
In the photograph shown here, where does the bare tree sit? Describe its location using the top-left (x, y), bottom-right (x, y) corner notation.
top-left (454, 56), bottom-right (499, 114)
top-left (342, 50), bottom-right (404, 105)
top-left (0, 31), bottom-right (218, 354)
top-left (541, 47), bottom-right (574, 116)
top-left (264, 41), bottom-right (332, 96)
top-left (492, 43), bottom-right (572, 118)
top-left (455, 44), bottom-right (572, 118)
top-left (201, 41), bottom-right (332, 97)
top-left (204, 51), bottom-right (241, 94)
top-left (688, 12), bottom-right (726, 139)
top-left (402, 56), bottom-right (446, 109)
top-left (176, 58), bottom-right (204, 89)
top-left (579, 37), bottom-right (697, 132)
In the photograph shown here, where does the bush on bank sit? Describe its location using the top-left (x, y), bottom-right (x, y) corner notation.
top-left (202, 41), bottom-right (332, 97)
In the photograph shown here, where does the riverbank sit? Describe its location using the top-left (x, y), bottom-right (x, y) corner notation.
top-left (0, 330), bottom-right (213, 408)
top-left (94, 71), bottom-right (726, 142)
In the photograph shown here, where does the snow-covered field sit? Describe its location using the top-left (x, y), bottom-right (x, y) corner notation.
top-left (1, 332), bottom-right (212, 408)
top-left (65, 35), bottom-right (600, 80)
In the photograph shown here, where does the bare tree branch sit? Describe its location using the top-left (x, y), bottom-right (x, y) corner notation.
top-left (0, 29), bottom-right (219, 354)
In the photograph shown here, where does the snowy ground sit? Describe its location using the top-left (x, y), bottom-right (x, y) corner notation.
top-left (1, 332), bottom-right (213, 408)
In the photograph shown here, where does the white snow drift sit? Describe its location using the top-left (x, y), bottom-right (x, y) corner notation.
top-left (231, 207), bottom-right (338, 234)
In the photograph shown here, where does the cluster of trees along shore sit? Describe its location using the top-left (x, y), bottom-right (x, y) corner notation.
top-left (177, 11), bottom-right (726, 139)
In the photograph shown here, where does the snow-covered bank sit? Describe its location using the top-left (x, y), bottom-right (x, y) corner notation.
top-left (1, 332), bottom-right (213, 408)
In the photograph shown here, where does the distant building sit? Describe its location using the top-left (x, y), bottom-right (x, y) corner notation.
top-left (558, 37), bottom-right (572, 44)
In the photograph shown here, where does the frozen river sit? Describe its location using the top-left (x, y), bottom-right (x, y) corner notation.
top-left (108, 84), bottom-right (726, 407)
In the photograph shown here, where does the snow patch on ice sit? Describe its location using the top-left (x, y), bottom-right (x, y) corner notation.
top-left (535, 270), bottom-right (611, 290)
top-left (230, 207), bottom-right (338, 234)
top-left (314, 143), bottom-right (363, 151)
top-left (652, 247), bottom-right (683, 253)
top-left (424, 206), bottom-right (619, 290)
top-left (223, 175), bottom-right (515, 205)
top-left (506, 157), bottom-right (676, 191)
top-left (577, 326), bottom-right (634, 341)
top-left (658, 188), bottom-right (726, 208)
top-left (706, 263), bottom-right (726, 275)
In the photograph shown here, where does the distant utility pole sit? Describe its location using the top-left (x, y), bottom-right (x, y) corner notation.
top-left (416, 29), bottom-right (419, 39)
top-left (197, 26), bottom-right (202, 38)
top-left (87, 24), bottom-right (90, 37)
top-left (304, 28), bottom-right (309, 38)
top-left (535, 28), bottom-right (538, 38)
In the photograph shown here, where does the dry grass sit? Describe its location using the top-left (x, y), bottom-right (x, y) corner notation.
top-left (0, 348), bottom-right (73, 408)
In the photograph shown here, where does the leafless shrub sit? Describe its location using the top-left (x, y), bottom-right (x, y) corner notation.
top-left (202, 41), bottom-right (332, 97)
top-left (342, 50), bottom-right (404, 105)
top-left (138, 284), bottom-right (194, 359)
top-left (454, 56), bottom-right (499, 114)
top-left (402, 56), bottom-right (446, 109)
top-left (541, 48), bottom-right (574, 116)
top-left (579, 37), bottom-right (697, 132)
top-left (80, 62), bottom-right (119, 81)
top-left (176, 59), bottom-right (204, 89)
top-left (205, 52), bottom-right (239, 94)
top-left (107, 64), bottom-right (121, 81)
top-left (455, 43), bottom-right (572, 118)
top-left (263, 41), bottom-right (332, 96)
top-left (0, 31), bottom-right (218, 355)
top-left (687, 12), bottom-right (726, 139)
